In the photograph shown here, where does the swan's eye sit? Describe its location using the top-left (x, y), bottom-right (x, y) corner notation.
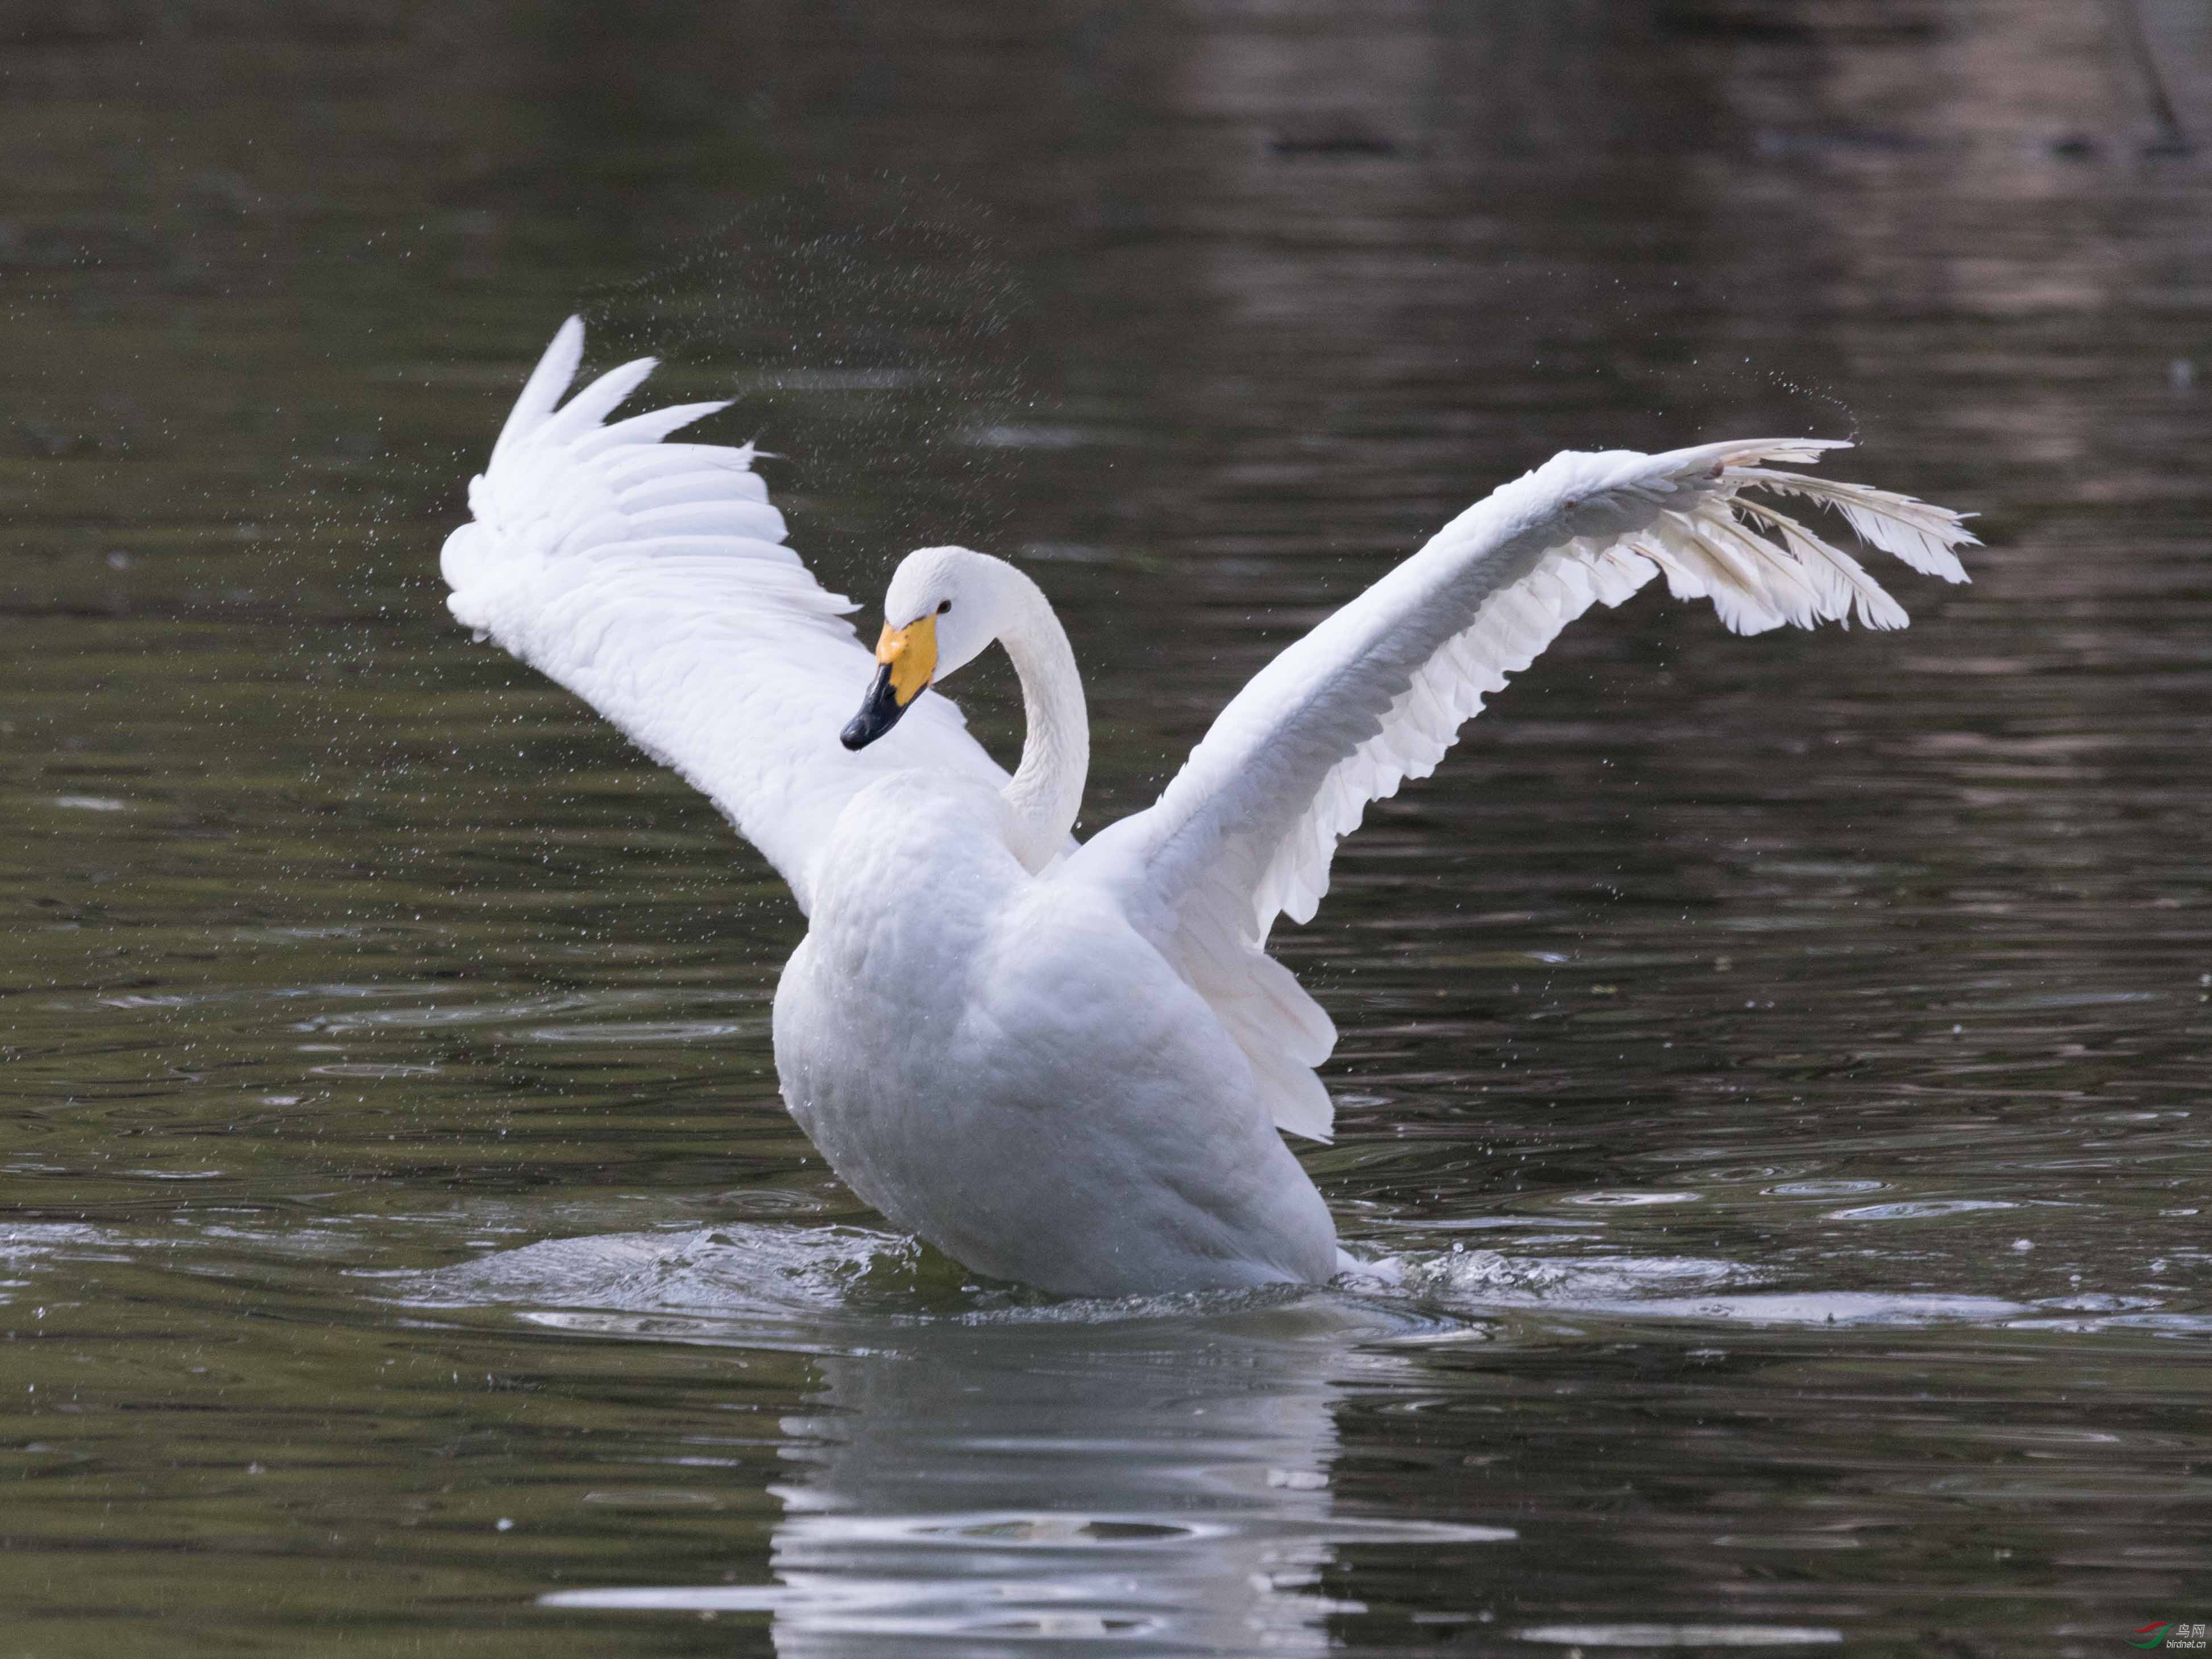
top-left (937, 600), bottom-right (952, 615)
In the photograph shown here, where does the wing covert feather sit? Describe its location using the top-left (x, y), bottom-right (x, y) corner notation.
top-left (1069, 439), bottom-right (1974, 1140)
top-left (442, 318), bottom-right (1008, 915)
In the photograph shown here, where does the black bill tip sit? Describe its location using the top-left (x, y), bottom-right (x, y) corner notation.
top-left (840, 663), bottom-right (909, 752)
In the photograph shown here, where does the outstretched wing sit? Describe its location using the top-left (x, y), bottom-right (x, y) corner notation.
top-left (440, 317), bottom-right (1009, 915)
top-left (1068, 439), bottom-right (1975, 1141)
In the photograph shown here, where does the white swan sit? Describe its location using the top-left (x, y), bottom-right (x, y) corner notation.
top-left (441, 318), bottom-right (1973, 1296)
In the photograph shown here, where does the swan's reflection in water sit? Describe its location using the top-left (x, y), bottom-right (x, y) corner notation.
top-left (760, 1307), bottom-right (1503, 1653)
top-left (516, 1234), bottom-right (1505, 1654)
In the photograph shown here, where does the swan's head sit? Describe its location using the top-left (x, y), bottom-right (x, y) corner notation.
top-left (840, 546), bottom-right (1004, 751)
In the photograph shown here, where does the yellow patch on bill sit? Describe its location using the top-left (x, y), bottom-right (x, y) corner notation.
top-left (874, 612), bottom-right (939, 706)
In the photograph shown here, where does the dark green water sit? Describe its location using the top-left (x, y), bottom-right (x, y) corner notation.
top-left (2, 4), bottom-right (2208, 1654)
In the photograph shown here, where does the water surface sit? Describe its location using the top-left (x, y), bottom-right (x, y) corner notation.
top-left (2, 3), bottom-right (2208, 1654)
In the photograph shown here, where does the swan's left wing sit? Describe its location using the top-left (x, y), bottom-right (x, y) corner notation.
top-left (440, 317), bottom-right (1009, 915)
top-left (1068, 440), bottom-right (1974, 1140)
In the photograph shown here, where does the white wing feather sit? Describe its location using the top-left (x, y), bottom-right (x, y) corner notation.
top-left (1068, 439), bottom-right (1976, 1142)
top-left (441, 317), bottom-right (1009, 915)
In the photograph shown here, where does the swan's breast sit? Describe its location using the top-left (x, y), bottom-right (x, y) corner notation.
top-left (773, 769), bottom-right (1025, 1131)
top-left (801, 770), bottom-right (1020, 950)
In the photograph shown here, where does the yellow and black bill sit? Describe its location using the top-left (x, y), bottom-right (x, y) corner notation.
top-left (840, 613), bottom-right (937, 752)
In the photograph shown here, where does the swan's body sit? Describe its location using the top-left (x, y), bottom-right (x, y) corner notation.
top-left (778, 769), bottom-right (1338, 1291)
top-left (442, 318), bottom-right (1973, 1296)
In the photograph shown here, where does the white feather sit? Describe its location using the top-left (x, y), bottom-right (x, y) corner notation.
top-left (440, 317), bottom-right (1009, 917)
top-left (1069, 438), bottom-right (1976, 1141)
top-left (443, 322), bottom-right (1979, 1295)
top-left (447, 320), bottom-right (1976, 1171)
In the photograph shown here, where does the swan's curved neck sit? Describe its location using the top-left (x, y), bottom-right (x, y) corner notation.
top-left (988, 566), bottom-right (1088, 872)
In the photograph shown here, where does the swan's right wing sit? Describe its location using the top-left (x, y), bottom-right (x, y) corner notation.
top-left (1070, 440), bottom-right (1974, 1141)
top-left (440, 318), bottom-right (1009, 915)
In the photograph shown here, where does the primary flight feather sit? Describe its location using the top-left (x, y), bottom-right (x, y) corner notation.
top-left (442, 318), bottom-right (1974, 1295)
